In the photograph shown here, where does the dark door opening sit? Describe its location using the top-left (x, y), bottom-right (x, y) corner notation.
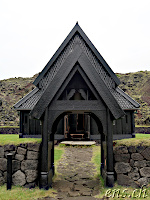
top-left (64, 114), bottom-right (90, 140)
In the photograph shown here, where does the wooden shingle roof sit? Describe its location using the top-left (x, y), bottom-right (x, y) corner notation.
top-left (14, 23), bottom-right (140, 117)
top-left (34, 23), bottom-right (120, 87)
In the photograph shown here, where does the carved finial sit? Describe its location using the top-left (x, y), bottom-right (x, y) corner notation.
top-left (76, 21), bottom-right (78, 25)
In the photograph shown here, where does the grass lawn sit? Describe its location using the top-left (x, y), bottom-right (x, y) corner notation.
top-left (0, 185), bottom-right (56, 200)
top-left (0, 134), bottom-right (41, 145)
top-left (135, 125), bottom-right (150, 127)
top-left (115, 133), bottom-right (150, 147)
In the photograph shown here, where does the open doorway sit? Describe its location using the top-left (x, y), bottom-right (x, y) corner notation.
top-left (64, 114), bottom-right (90, 140)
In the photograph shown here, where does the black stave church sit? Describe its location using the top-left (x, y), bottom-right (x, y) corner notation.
top-left (14, 23), bottom-right (139, 141)
top-left (14, 23), bottom-right (140, 188)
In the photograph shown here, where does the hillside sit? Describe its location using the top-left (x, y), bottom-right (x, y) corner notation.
top-left (0, 74), bottom-right (38, 126)
top-left (0, 71), bottom-right (150, 126)
top-left (117, 70), bottom-right (150, 125)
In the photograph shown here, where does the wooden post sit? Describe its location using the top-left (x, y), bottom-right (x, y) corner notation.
top-left (131, 111), bottom-right (135, 138)
top-left (39, 107), bottom-right (48, 189)
top-left (7, 153), bottom-right (13, 190)
top-left (106, 109), bottom-right (114, 187)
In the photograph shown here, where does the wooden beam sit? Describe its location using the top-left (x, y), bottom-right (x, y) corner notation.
top-left (49, 100), bottom-right (106, 111)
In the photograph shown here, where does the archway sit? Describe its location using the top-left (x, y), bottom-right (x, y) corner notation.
top-left (39, 109), bottom-right (114, 189)
top-left (51, 111), bottom-right (104, 181)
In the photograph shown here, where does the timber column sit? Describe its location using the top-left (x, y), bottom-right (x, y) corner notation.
top-left (39, 107), bottom-right (49, 189)
top-left (106, 109), bottom-right (114, 187)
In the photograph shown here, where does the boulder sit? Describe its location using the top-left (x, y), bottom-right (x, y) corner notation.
top-left (4, 145), bottom-right (15, 151)
top-left (17, 147), bottom-right (27, 155)
top-left (27, 143), bottom-right (40, 152)
top-left (27, 151), bottom-right (39, 160)
top-left (21, 160), bottom-right (38, 171)
top-left (117, 174), bottom-right (131, 186)
top-left (131, 153), bottom-right (144, 161)
top-left (137, 177), bottom-right (148, 187)
top-left (114, 154), bottom-right (130, 162)
top-left (140, 167), bottom-right (150, 177)
top-left (134, 160), bottom-right (147, 168)
top-left (113, 146), bottom-right (128, 154)
top-left (115, 162), bottom-right (131, 174)
top-left (12, 170), bottom-right (26, 186)
top-left (128, 172), bottom-right (140, 180)
top-left (128, 146), bottom-right (136, 153)
top-left (0, 158), bottom-right (7, 171)
top-left (141, 147), bottom-right (150, 160)
top-left (136, 146), bottom-right (146, 153)
top-left (25, 170), bottom-right (38, 183)
top-left (15, 154), bottom-right (24, 161)
top-left (0, 147), bottom-right (4, 158)
top-left (12, 160), bottom-right (20, 173)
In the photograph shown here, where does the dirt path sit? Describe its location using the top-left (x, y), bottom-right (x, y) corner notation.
top-left (39, 146), bottom-right (102, 200)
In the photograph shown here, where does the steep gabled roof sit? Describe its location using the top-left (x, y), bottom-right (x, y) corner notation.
top-left (30, 44), bottom-right (125, 120)
top-left (14, 23), bottom-right (140, 114)
top-left (33, 23), bottom-right (120, 86)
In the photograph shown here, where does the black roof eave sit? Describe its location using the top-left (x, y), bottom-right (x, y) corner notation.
top-left (13, 87), bottom-right (39, 109)
top-left (123, 108), bottom-right (140, 111)
top-left (116, 87), bottom-right (140, 108)
top-left (33, 23), bottom-right (120, 86)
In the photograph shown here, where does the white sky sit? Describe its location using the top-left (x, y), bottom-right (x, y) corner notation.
top-left (0, 0), bottom-right (150, 80)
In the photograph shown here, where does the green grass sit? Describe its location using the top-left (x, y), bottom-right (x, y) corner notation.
top-left (135, 125), bottom-right (150, 127)
top-left (0, 134), bottom-right (41, 145)
top-left (91, 146), bottom-right (101, 177)
top-left (0, 126), bottom-right (20, 128)
top-left (0, 145), bottom-right (64, 200)
top-left (114, 133), bottom-right (150, 147)
top-left (136, 133), bottom-right (150, 139)
top-left (0, 185), bottom-right (56, 200)
top-left (54, 146), bottom-right (64, 167)
top-left (54, 145), bottom-right (65, 180)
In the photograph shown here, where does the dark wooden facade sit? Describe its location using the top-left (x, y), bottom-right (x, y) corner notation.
top-left (19, 110), bottom-right (135, 140)
top-left (14, 23), bottom-right (140, 188)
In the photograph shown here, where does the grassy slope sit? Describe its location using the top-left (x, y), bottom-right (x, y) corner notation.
top-left (0, 74), bottom-right (38, 126)
top-left (0, 71), bottom-right (150, 126)
top-left (117, 71), bottom-right (150, 125)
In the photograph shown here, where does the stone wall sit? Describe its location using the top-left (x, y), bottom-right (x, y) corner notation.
top-left (114, 145), bottom-right (150, 187)
top-left (0, 143), bottom-right (41, 188)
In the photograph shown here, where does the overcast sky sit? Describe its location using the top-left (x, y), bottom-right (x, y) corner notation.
top-left (0, 0), bottom-right (150, 80)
